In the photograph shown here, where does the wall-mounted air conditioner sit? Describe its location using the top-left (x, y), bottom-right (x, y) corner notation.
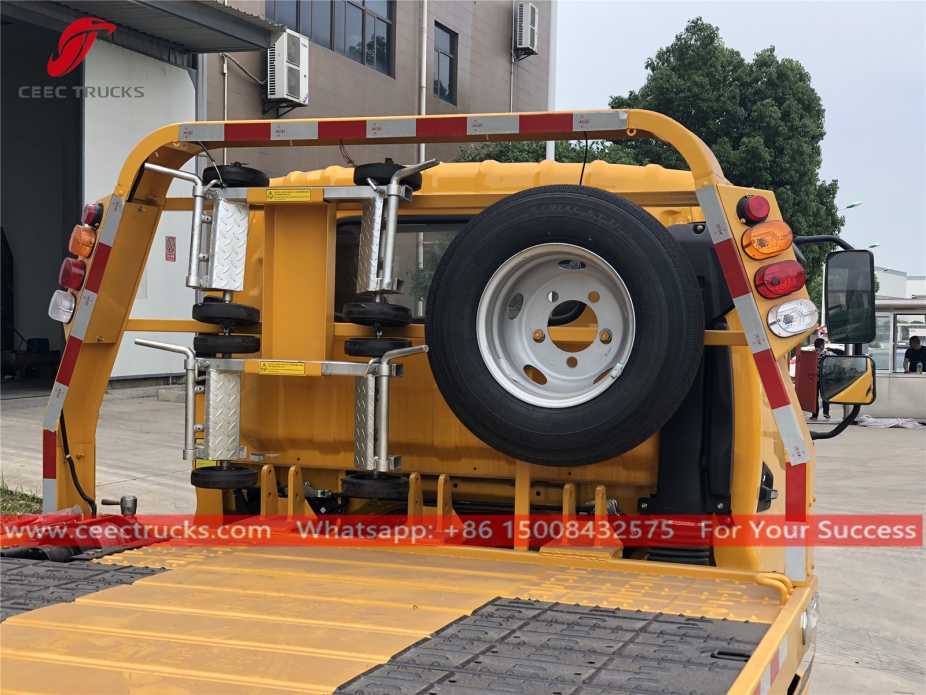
top-left (267, 29), bottom-right (309, 105)
top-left (514, 2), bottom-right (539, 58)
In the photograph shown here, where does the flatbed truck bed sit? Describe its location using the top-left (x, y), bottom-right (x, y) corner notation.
top-left (1, 545), bottom-right (811, 694)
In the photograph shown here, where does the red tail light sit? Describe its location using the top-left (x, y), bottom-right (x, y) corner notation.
top-left (737, 195), bottom-right (770, 225)
top-left (82, 202), bottom-right (104, 228)
top-left (755, 260), bottom-right (806, 299)
top-left (59, 257), bottom-right (87, 290)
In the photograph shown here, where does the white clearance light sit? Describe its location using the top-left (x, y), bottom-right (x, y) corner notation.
top-left (48, 290), bottom-right (76, 323)
top-left (767, 298), bottom-right (818, 337)
top-left (802, 591), bottom-right (820, 645)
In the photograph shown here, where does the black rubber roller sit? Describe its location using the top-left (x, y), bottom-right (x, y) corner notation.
top-left (193, 302), bottom-right (260, 327)
top-left (343, 301), bottom-right (411, 328)
top-left (192, 465), bottom-right (259, 490)
top-left (341, 473), bottom-right (409, 500)
top-left (353, 162), bottom-right (423, 192)
top-left (194, 334), bottom-right (260, 356)
top-left (344, 337), bottom-right (411, 358)
top-left (203, 164), bottom-right (270, 188)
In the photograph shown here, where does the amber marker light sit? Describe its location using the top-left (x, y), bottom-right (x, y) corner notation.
top-left (68, 224), bottom-right (96, 258)
top-left (742, 220), bottom-right (793, 260)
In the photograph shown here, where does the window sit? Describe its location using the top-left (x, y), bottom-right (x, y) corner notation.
top-left (894, 314), bottom-right (926, 372)
top-left (866, 313), bottom-right (893, 371)
top-left (335, 217), bottom-right (469, 320)
top-left (433, 23), bottom-right (456, 104)
top-left (266, 0), bottom-right (393, 76)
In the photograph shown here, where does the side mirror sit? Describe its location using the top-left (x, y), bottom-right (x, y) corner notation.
top-left (824, 250), bottom-right (876, 344)
top-left (820, 355), bottom-right (876, 405)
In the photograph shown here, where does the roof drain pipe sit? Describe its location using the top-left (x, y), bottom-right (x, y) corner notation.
top-left (417, 0), bottom-right (428, 164)
top-left (415, 0), bottom-right (428, 318)
top-left (545, 0), bottom-right (558, 162)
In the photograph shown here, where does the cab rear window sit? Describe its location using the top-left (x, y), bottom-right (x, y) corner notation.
top-left (335, 216), bottom-right (468, 321)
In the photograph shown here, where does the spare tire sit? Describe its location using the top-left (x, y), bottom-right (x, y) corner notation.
top-left (425, 185), bottom-right (703, 467)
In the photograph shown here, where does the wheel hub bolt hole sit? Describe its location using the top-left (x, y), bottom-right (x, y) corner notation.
top-left (588, 291), bottom-right (600, 303)
top-left (533, 329), bottom-right (545, 343)
top-left (547, 291), bottom-right (559, 302)
top-left (600, 330), bottom-right (612, 344)
top-left (566, 356), bottom-right (578, 368)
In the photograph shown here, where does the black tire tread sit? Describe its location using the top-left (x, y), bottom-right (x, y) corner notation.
top-left (191, 465), bottom-right (258, 490)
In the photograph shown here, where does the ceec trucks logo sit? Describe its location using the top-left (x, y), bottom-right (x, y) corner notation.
top-left (47, 17), bottom-right (115, 77)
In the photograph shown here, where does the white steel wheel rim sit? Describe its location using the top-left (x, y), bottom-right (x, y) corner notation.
top-left (476, 243), bottom-right (635, 408)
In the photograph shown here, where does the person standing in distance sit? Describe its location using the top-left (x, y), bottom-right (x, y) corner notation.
top-left (811, 338), bottom-right (834, 420)
top-left (904, 335), bottom-right (926, 374)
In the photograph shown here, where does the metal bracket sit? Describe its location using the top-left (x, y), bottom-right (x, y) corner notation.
top-left (352, 345), bottom-right (429, 472)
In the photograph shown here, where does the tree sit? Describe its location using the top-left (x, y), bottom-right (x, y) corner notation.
top-left (454, 139), bottom-right (635, 165)
top-left (609, 18), bottom-right (843, 301)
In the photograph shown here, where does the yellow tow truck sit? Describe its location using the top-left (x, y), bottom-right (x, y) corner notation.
top-left (2, 110), bottom-right (879, 694)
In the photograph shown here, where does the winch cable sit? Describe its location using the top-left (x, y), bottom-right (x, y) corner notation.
top-left (579, 131), bottom-right (589, 185)
top-left (198, 142), bottom-right (225, 187)
top-left (59, 412), bottom-right (97, 517)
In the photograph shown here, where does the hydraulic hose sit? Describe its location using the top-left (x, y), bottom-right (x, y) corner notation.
top-left (59, 413), bottom-right (97, 516)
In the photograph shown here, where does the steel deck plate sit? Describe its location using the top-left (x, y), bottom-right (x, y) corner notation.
top-left (0, 546), bottom-right (782, 694)
top-left (337, 598), bottom-right (768, 695)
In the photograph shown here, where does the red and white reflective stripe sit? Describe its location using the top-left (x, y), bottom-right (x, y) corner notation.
top-left (697, 184), bottom-right (809, 582)
top-left (696, 185), bottom-right (810, 465)
top-left (752, 635), bottom-right (789, 695)
top-left (180, 111), bottom-right (630, 144)
top-left (41, 195), bottom-right (124, 512)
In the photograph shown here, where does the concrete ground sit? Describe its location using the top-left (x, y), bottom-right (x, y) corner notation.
top-left (1, 386), bottom-right (193, 514)
top-left (1, 385), bottom-right (924, 693)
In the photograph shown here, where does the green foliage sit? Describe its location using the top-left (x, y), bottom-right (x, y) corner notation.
top-left (608, 17), bottom-right (843, 290)
top-left (1, 478), bottom-right (42, 515)
top-left (406, 233), bottom-right (454, 302)
top-left (454, 140), bottom-right (636, 165)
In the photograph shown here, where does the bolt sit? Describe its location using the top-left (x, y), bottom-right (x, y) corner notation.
top-left (96, 335), bottom-right (104, 342)
top-left (716, 502), bottom-right (724, 510)
top-left (694, 224), bottom-right (705, 233)
top-left (599, 330), bottom-right (612, 344)
top-left (532, 329), bottom-right (545, 342)
top-left (640, 502), bottom-right (648, 510)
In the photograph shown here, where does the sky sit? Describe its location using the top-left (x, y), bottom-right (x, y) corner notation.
top-left (554, 1), bottom-right (926, 275)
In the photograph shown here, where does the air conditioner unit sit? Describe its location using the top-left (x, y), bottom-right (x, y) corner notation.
top-left (267, 29), bottom-right (309, 105)
top-left (514, 2), bottom-right (539, 58)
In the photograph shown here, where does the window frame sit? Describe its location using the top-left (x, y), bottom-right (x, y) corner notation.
top-left (433, 22), bottom-right (457, 105)
top-left (266, 0), bottom-right (394, 77)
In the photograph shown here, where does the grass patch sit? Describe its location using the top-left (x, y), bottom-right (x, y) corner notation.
top-left (0, 479), bottom-right (43, 515)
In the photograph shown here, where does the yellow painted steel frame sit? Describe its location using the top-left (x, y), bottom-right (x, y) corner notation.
top-left (34, 109), bottom-right (820, 693)
top-left (49, 110), bottom-right (815, 575)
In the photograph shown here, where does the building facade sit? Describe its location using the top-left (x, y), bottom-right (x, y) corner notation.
top-left (1, 1), bottom-right (552, 381)
top-left (211, 0), bottom-right (553, 178)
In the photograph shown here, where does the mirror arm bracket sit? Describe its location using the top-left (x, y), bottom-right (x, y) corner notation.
top-left (810, 404), bottom-right (861, 440)
top-left (793, 235), bottom-right (855, 251)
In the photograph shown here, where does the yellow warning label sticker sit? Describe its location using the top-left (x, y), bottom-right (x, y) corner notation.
top-left (258, 361), bottom-right (306, 376)
top-left (265, 189), bottom-right (313, 202)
